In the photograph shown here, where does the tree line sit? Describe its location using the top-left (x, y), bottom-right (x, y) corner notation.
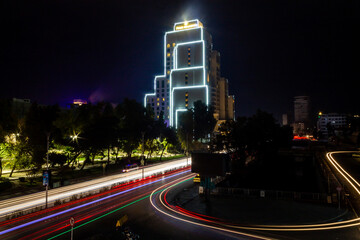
top-left (0, 98), bottom-right (216, 177)
top-left (0, 97), bottom-right (294, 178)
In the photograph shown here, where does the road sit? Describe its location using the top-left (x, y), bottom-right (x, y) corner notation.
top-left (148, 151), bottom-right (360, 240)
top-left (0, 166), bottom-right (261, 240)
top-left (1, 152), bottom-right (360, 240)
top-left (0, 157), bottom-right (190, 218)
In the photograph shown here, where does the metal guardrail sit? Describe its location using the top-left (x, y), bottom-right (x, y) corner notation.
top-left (211, 187), bottom-right (329, 203)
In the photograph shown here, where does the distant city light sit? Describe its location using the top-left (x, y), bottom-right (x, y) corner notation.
top-left (73, 99), bottom-right (87, 106)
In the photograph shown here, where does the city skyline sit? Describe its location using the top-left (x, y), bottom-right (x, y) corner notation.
top-left (1, 0), bottom-right (359, 117)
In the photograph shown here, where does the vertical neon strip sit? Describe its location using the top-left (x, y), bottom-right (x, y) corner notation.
top-left (166, 25), bottom-right (205, 127)
top-left (175, 109), bottom-right (188, 129)
top-left (164, 33), bottom-right (167, 75)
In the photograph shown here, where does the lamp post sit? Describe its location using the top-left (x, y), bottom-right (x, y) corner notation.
top-left (186, 133), bottom-right (189, 166)
top-left (45, 132), bottom-right (50, 209)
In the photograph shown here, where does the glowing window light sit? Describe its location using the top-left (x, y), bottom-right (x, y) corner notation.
top-left (167, 43), bottom-right (170, 48)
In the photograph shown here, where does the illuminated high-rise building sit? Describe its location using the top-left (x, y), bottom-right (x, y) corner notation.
top-left (144, 19), bottom-right (234, 128)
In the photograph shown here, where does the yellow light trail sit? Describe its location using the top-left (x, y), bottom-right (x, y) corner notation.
top-left (151, 151), bottom-right (360, 233)
top-left (150, 174), bottom-right (272, 240)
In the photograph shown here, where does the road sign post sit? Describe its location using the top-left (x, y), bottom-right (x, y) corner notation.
top-left (70, 217), bottom-right (75, 240)
top-left (336, 186), bottom-right (342, 209)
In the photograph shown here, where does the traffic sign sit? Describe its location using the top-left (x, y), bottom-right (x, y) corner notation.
top-left (116, 215), bottom-right (128, 228)
top-left (70, 217), bottom-right (75, 227)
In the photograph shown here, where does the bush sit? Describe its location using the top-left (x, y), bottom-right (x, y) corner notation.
top-left (54, 199), bottom-right (62, 206)
top-left (0, 180), bottom-right (12, 191)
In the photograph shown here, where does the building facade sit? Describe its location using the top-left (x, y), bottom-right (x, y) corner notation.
top-left (144, 19), bottom-right (234, 128)
top-left (317, 113), bottom-right (348, 137)
top-left (293, 96), bottom-right (311, 135)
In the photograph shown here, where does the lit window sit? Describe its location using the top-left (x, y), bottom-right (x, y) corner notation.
top-left (162, 98), bottom-right (165, 101)
top-left (172, 43), bottom-right (176, 47)
top-left (167, 70), bottom-right (170, 75)
top-left (167, 44), bottom-right (170, 48)
top-left (157, 102), bottom-right (160, 106)
top-left (167, 53), bottom-right (171, 57)
top-left (157, 98), bottom-right (159, 101)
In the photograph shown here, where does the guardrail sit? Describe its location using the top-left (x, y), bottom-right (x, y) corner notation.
top-left (211, 187), bottom-right (330, 204)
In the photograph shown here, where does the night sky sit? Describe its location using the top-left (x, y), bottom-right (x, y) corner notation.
top-left (1, 0), bottom-right (359, 119)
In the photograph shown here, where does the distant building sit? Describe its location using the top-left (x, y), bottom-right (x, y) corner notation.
top-left (293, 96), bottom-right (311, 135)
top-left (317, 112), bottom-right (348, 137)
top-left (144, 19), bottom-right (235, 128)
top-left (282, 113), bottom-right (288, 126)
top-left (72, 99), bottom-right (87, 107)
top-left (294, 96), bottom-right (310, 123)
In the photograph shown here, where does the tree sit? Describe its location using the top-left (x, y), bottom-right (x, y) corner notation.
top-left (177, 109), bottom-right (193, 153)
top-left (193, 100), bottom-right (216, 142)
top-left (23, 103), bottom-right (60, 169)
top-left (117, 99), bottom-right (146, 158)
top-left (213, 110), bottom-right (293, 162)
top-left (159, 127), bottom-right (178, 161)
top-left (0, 99), bottom-right (17, 176)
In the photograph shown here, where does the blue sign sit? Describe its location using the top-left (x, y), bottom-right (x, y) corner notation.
top-left (43, 170), bottom-right (49, 186)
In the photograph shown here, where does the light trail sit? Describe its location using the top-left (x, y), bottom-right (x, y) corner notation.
top-left (0, 157), bottom-right (191, 218)
top-left (45, 173), bottom-right (194, 240)
top-left (0, 169), bottom-right (191, 237)
top-left (152, 151), bottom-right (360, 234)
top-left (150, 174), bottom-right (272, 240)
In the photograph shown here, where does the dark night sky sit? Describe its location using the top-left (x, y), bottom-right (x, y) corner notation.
top-left (1, 0), bottom-right (359, 118)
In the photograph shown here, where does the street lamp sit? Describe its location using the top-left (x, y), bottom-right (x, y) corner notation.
top-left (45, 132), bottom-right (50, 209)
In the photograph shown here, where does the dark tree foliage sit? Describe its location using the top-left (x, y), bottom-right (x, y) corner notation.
top-left (214, 110), bottom-right (293, 157)
top-left (177, 110), bottom-right (193, 152)
top-left (193, 100), bottom-right (216, 142)
top-left (23, 103), bottom-right (60, 168)
top-left (116, 98), bottom-right (147, 158)
top-left (0, 99), bottom-right (18, 176)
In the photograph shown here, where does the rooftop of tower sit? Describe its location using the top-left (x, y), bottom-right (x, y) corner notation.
top-left (173, 19), bottom-right (203, 31)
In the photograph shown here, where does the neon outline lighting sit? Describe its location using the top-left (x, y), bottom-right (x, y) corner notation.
top-left (144, 19), bottom-right (208, 127)
top-left (175, 109), bottom-right (188, 129)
